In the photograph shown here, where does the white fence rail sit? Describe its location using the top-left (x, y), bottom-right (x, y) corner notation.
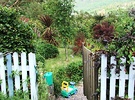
top-left (100, 54), bottom-right (135, 100)
top-left (0, 52), bottom-right (38, 100)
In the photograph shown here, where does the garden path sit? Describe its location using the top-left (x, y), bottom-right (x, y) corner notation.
top-left (56, 81), bottom-right (87, 100)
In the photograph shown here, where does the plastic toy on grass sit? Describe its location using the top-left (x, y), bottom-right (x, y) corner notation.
top-left (61, 81), bottom-right (78, 98)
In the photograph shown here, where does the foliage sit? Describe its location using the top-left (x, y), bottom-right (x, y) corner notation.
top-left (103, 9), bottom-right (133, 37)
top-left (24, 1), bottom-right (45, 19)
top-left (0, 90), bottom-right (29, 100)
top-left (38, 78), bottom-right (48, 100)
top-left (0, 6), bottom-right (35, 53)
top-left (93, 14), bottom-right (105, 22)
top-left (93, 22), bottom-right (114, 45)
top-left (66, 61), bottom-right (83, 81)
top-left (40, 15), bottom-right (58, 46)
top-left (35, 39), bottom-right (59, 59)
top-left (90, 8), bottom-right (135, 98)
top-left (55, 0), bottom-right (74, 59)
top-left (28, 19), bottom-right (44, 38)
top-left (104, 20), bottom-right (135, 77)
top-left (89, 9), bottom-right (135, 99)
top-left (43, 43), bottom-right (59, 59)
top-left (43, 0), bottom-right (75, 59)
top-left (37, 63), bottom-right (48, 100)
top-left (36, 53), bottom-right (45, 67)
top-left (108, 18), bottom-right (135, 63)
top-left (72, 32), bottom-right (86, 54)
top-left (40, 15), bottom-right (53, 27)
top-left (53, 61), bottom-right (83, 97)
top-left (0, 0), bottom-right (44, 8)
top-left (73, 12), bottom-right (95, 38)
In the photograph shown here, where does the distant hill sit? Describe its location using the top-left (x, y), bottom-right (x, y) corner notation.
top-left (74, 0), bottom-right (135, 13)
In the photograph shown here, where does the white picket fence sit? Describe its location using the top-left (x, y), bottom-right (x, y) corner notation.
top-left (0, 52), bottom-right (38, 100)
top-left (100, 54), bottom-right (135, 100)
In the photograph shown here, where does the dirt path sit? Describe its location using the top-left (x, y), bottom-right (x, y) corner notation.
top-left (56, 81), bottom-right (87, 100)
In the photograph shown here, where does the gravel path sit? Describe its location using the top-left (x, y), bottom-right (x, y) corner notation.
top-left (56, 81), bottom-right (87, 100)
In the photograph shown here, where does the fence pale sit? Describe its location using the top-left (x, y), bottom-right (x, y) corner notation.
top-left (109, 56), bottom-right (116, 100)
top-left (13, 52), bottom-right (20, 90)
top-left (100, 54), bottom-right (107, 100)
top-left (0, 53), bottom-right (6, 94)
top-left (6, 54), bottom-right (14, 96)
top-left (119, 57), bottom-right (126, 97)
top-left (128, 57), bottom-right (135, 99)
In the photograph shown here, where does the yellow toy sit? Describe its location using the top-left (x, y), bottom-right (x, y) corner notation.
top-left (61, 81), bottom-right (77, 98)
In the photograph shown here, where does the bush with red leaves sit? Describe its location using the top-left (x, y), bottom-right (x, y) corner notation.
top-left (72, 32), bottom-right (86, 54)
top-left (93, 22), bottom-right (114, 45)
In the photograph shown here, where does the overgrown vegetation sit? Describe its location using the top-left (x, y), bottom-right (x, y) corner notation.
top-left (40, 15), bottom-right (58, 46)
top-left (0, 0), bottom-right (135, 99)
top-left (72, 32), bottom-right (86, 54)
top-left (53, 61), bottom-right (83, 97)
top-left (0, 90), bottom-right (29, 100)
top-left (91, 8), bottom-right (135, 99)
top-left (35, 39), bottom-right (59, 59)
top-left (0, 5), bottom-right (35, 53)
top-left (93, 22), bottom-right (114, 45)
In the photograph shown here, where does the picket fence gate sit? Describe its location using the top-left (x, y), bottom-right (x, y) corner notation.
top-left (100, 54), bottom-right (135, 100)
top-left (0, 52), bottom-right (38, 100)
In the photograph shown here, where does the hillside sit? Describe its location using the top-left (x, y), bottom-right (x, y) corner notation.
top-left (74, 0), bottom-right (135, 13)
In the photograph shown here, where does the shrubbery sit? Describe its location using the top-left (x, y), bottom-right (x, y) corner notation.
top-left (0, 90), bottom-right (29, 100)
top-left (53, 61), bottom-right (83, 97)
top-left (0, 6), bottom-right (35, 53)
top-left (72, 32), bottom-right (86, 54)
top-left (35, 39), bottom-right (59, 59)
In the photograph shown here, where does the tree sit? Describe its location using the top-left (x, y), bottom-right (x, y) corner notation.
top-left (43, 0), bottom-right (75, 60)
top-left (0, 5), bottom-right (35, 53)
top-left (0, 0), bottom-right (44, 7)
top-left (40, 15), bottom-right (58, 46)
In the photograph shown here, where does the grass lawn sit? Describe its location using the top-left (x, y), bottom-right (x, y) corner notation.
top-left (45, 48), bottom-right (82, 72)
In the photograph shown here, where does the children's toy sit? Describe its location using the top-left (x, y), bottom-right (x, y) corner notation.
top-left (61, 81), bottom-right (78, 98)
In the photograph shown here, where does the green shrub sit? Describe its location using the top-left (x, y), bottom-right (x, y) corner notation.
top-left (24, 1), bottom-right (45, 19)
top-left (0, 90), bottom-right (29, 100)
top-left (44, 43), bottom-right (59, 59)
top-left (53, 61), bottom-right (83, 97)
top-left (0, 92), bottom-right (8, 100)
top-left (66, 61), bottom-right (83, 82)
top-left (0, 6), bottom-right (35, 53)
top-left (37, 72), bottom-right (48, 100)
top-left (36, 57), bottom-right (48, 100)
top-left (103, 9), bottom-right (133, 38)
top-left (35, 39), bottom-right (59, 59)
